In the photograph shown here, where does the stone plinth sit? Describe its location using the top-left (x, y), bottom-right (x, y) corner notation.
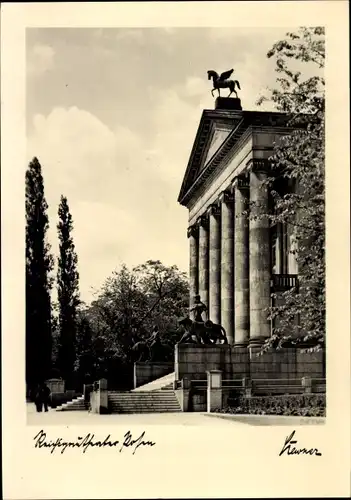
top-left (215, 97), bottom-right (242, 111)
top-left (207, 370), bottom-right (223, 412)
top-left (175, 343), bottom-right (232, 381)
top-left (45, 378), bottom-right (65, 394)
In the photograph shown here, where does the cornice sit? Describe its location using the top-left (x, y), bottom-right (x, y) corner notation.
top-left (178, 110), bottom-right (291, 207)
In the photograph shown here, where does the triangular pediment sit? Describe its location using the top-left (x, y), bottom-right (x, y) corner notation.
top-left (203, 127), bottom-right (231, 165)
top-left (177, 109), bottom-right (243, 205)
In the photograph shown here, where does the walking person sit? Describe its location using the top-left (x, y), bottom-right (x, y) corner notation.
top-left (40, 382), bottom-right (51, 412)
top-left (34, 384), bottom-right (43, 412)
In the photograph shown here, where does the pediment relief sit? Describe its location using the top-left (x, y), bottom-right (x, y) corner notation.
top-left (203, 127), bottom-right (231, 166)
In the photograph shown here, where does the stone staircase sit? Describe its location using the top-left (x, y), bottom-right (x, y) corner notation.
top-left (55, 395), bottom-right (88, 411)
top-left (108, 389), bottom-right (181, 414)
top-left (53, 372), bottom-right (180, 413)
top-left (132, 371), bottom-right (175, 392)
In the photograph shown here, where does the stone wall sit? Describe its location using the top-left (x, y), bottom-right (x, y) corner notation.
top-left (175, 344), bottom-right (233, 381)
top-left (134, 362), bottom-right (174, 388)
top-left (45, 378), bottom-right (65, 394)
top-left (175, 344), bottom-right (325, 383)
top-left (249, 347), bottom-right (325, 380)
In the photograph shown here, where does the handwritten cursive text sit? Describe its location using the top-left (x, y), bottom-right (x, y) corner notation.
top-left (33, 429), bottom-right (155, 455)
top-left (279, 430), bottom-right (322, 457)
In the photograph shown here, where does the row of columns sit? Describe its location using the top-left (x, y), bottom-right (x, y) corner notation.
top-left (187, 166), bottom-right (271, 347)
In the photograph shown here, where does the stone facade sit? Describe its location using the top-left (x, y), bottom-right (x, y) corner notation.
top-left (178, 97), bottom-right (298, 346)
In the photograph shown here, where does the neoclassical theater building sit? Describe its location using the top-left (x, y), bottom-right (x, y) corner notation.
top-left (178, 97), bottom-right (298, 348)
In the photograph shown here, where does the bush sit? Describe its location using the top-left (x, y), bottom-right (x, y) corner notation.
top-left (216, 394), bottom-right (325, 417)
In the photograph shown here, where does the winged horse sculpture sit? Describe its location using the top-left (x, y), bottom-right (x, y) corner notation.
top-left (207, 69), bottom-right (241, 98)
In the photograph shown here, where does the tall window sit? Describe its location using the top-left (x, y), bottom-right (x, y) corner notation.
top-left (270, 225), bottom-right (278, 274)
top-left (270, 222), bottom-right (288, 274)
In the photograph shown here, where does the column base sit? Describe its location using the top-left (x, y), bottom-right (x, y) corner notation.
top-left (248, 336), bottom-right (268, 348)
top-left (233, 341), bottom-right (249, 349)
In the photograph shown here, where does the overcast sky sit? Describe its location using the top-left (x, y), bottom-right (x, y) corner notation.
top-left (26, 27), bottom-right (293, 303)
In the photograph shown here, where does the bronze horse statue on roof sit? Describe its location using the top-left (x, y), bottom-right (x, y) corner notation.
top-left (207, 69), bottom-right (241, 98)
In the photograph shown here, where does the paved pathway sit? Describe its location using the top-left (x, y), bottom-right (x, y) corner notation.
top-left (26, 403), bottom-right (242, 426)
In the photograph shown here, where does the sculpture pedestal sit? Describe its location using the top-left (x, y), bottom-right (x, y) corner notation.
top-left (175, 343), bottom-right (232, 382)
top-left (215, 97), bottom-right (242, 111)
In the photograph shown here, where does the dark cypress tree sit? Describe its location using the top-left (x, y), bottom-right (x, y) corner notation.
top-left (57, 196), bottom-right (80, 388)
top-left (25, 157), bottom-right (53, 387)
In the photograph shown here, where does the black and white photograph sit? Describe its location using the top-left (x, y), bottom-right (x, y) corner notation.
top-left (2, 2), bottom-right (350, 499)
top-left (25, 24), bottom-right (328, 422)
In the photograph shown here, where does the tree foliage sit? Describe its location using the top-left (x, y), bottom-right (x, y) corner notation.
top-left (74, 260), bottom-right (189, 387)
top-left (57, 195), bottom-right (80, 387)
top-left (256, 27), bottom-right (325, 351)
top-left (25, 157), bottom-right (53, 385)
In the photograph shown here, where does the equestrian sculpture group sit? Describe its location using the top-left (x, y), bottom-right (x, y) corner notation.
top-left (132, 295), bottom-right (228, 362)
top-left (178, 295), bottom-right (228, 345)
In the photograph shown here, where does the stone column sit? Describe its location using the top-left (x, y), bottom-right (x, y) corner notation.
top-left (208, 204), bottom-right (221, 324)
top-left (233, 175), bottom-right (250, 347)
top-left (187, 225), bottom-right (198, 311)
top-left (198, 215), bottom-right (209, 310)
top-left (249, 166), bottom-right (271, 346)
top-left (219, 190), bottom-right (234, 344)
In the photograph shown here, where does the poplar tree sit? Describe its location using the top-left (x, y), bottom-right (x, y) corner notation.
top-left (57, 196), bottom-right (80, 387)
top-left (25, 157), bottom-right (53, 385)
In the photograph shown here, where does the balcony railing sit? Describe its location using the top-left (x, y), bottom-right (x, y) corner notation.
top-left (270, 274), bottom-right (298, 291)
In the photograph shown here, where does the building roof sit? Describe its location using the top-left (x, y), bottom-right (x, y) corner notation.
top-left (177, 103), bottom-right (289, 207)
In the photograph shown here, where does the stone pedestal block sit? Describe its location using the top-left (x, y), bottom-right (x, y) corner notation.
top-left (207, 370), bottom-right (223, 412)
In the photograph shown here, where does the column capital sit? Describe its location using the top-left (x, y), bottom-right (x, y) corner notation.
top-left (187, 225), bottom-right (198, 238)
top-left (232, 173), bottom-right (250, 191)
top-left (207, 203), bottom-right (221, 218)
top-left (246, 158), bottom-right (271, 173)
top-left (197, 213), bottom-right (209, 229)
top-left (218, 189), bottom-right (234, 204)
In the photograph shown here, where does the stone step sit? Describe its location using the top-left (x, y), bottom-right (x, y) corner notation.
top-left (108, 388), bottom-right (180, 414)
top-left (109, 409), bottom-right (181, 414)
top-left (111, 400), bottom-right (179, 404)
top-left (55, 396), bottom-right (88, 412)
top-left (110, 402), bottom-right (180, 406)
top-left (161, 384), bottom-right (173, 390)
top-left (109, 395), bottom-right (175, 401)
top-left (61, 406), bottom-right (87, 411)
top-left (109, 392), bottom-right (176, 397)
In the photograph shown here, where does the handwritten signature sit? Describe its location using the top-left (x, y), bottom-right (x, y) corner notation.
top-left (33, 429), bottom-right (155, 455)
top-left (279, 430), bottom-right (322, 457)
